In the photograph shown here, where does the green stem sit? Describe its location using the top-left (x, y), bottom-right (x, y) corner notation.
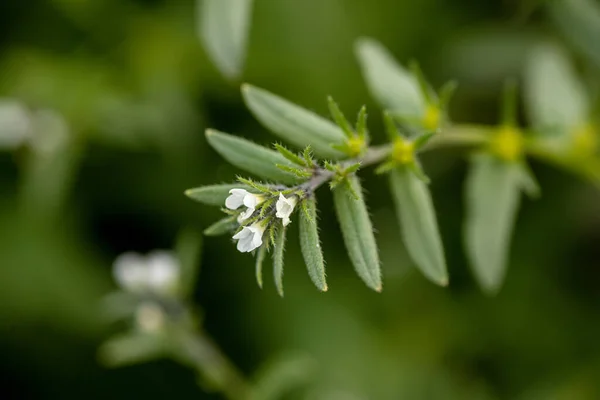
top-left (174, 328), bottom-right (253, 400)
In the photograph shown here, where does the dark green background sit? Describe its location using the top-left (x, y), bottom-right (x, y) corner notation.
top-left (1, 0), bottom-right (599, 399)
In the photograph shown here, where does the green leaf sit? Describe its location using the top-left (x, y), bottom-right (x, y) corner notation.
top-left (185, 183), bottom-right (249, 206)
top-left (273, 226), bottom-right (287, 297)
top-left (524, 42), bottom-right (589, 134)
top-left (203, 216), bottom-right (237, 236)
top-left (383, 111), bottom-right (400, 140)
top-left (255, 245), bottom-right (267, 289)
top-left (438, 80), bottom-right (458, 111)
top-left (332, 176), bottom-right (382, 292)
top-left (548, 0), bottom-right (600, 68)
top-left (464, 155), bottom-right (522, 294)
top-left (99, 332), bottom-right (167, 368)
top-left (206, 129), bottom-right (298, 184)
top-left (298, 198), bottom-right (327, 292)
top-left (274, 143), bottom-right (310, 167)
top-left (355, 38), bottom-right (425, 116)
top-left (327, 96), bottom-right (354, 138)
top-left (356, 105), bottom-right (368, 140)
top-left (516, 162), bottom-right (541, 199)
top-left (242, 84), bottom-right (346, 158)
top-left (198, 0), bottom-right (254, 80)
top-left (389, 168), bottom-right (447, 285)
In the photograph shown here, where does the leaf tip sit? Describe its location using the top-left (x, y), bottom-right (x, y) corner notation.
top-left (375, 284), bottom-right (383, 293)
top-left (240, 82), bottom-right (253, 94)
top-left (205, 128), bottom-right (217, 138)
top-left (321, 284), bottom-right (328, 292)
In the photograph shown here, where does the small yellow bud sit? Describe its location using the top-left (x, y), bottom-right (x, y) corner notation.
top-left (491, 125), bottom-right (523, 162)
top-left (346, 136), bottom-right (366, 157)
top-left (392, 138), bottom-right (415, 164)
top-left (571, 123), bottom-right (597, 158)
top-left (422, 104), bottom-right (441, 132)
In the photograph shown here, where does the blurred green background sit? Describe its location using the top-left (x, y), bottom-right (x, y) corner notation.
top-left (1, 0), bottom-right (600, 399)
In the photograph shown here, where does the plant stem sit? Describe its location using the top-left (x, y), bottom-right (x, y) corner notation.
top-left (174, 328), bottom-right (253, 400)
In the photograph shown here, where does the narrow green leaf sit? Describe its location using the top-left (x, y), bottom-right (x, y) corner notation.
top-left (274, 143), bottom-right (309, 167)
top-left (273, 226), bottom-right (287, 297)
top-left (204, 216), bottom-right (237, 236)
top-left (383, 111), bottom-right (400, 140)
top-left (185, 183), bottom-right (250, 206)
top-left (327, 96), bottom-right (354, 138)
top-left (255, 245), bottom-right (267, 289)
top-left (548, 0), bottom-right (600, 67)
top-left (275, 164), bottom-right (312, 179)
top-left (303, 146), bottom-right (314, 167)
top-left (409, 60), bottom-right (434, 104)
top-left (464, 155), bottom-right (522, 294)
top-left (389, 168), bottom-right (447, 285)
top-left (438, 80), bottom-right (458, 111)
top-left (332, 176), bottom-right (382, 291)
top-left (206, 129), bottom-right (298, 184)
top-left (408, 161), bottom-right (431, 184)
top-left (241, 85), bottom-right (346, 158)
top-left (355, 37), bottom-right (425, 116)
top-left (413, 132), bottom-right (435, 150)
top-left (236, 177), bottom-right (276, 194)
top-left (356, 105), bottom-right (368, 140)
top-left (198, 0), bottom-right (254, 80)
top-left (524, 42), bottom-right (589, 134)
top-left (299, 198), bottom-right (327, 292)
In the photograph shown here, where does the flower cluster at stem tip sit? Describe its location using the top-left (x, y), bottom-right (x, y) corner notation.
top-left (225, 189), bottom-right (298, 253)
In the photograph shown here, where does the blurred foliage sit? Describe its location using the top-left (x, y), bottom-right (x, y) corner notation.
top-left (1, 0), bottom-right (600, 399)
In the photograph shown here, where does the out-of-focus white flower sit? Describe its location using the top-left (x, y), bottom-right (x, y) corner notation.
top-left (29, 109), bottom-right (69, 155)
top-left (275, 193), bottom-right (297, 226)
top-left (134, 302), bottom-right (165, 333)
top-left (225, 189), bottom-right (264, 222)
top-left (0, 100), bottom-right (32, 149)
top-left (232, 223), bottom-right (266, 253)
top-left (113, 251), bottom-right (180, 295)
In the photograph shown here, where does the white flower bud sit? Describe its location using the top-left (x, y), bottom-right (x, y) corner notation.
top-left (275, 193), bottom-right (297, 226)
top-left (112, 250), bottom-right (180, 296)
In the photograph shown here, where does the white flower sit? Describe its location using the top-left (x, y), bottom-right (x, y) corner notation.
top-left (112, 250), bottom-right (180, 295)
top-left (225, 188), bottom-right (264, 222)
top-left (275, 193), bottom-right (297, 226)
top-left (232, 223), bottom-right (266, 253)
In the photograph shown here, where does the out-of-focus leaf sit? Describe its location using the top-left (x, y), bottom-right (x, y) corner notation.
top-left (198, 0), bottom-right (254, 80)
top-left (252, 352), bottom-right (317, 400)
top-left (255, 245), bottom-right (267, 289)
top-left (354, 38), bottom-right (424, 116)
top-left (524, 43), bottom-right (588, 134)
top-left (175, 228), bottom-right (203, 298)
top-left (204, 217), bottom-right (236, 237)
top-left (241, 84), bottom-right (346, 159)
top-left (516, 162), bottom-right (541, 199)
top-left (206, 129), bottom-right (298, 184)
top-left (298, 198), bottom-right (327, 292)
top-left (185, 183), bottom-right (251, 206)
top-left (332, 176), bottom-right (382, 292)
top-left (389, 168), bottom-right (448, 286)
top-left (273, 226), bottom-right (287, 297)
top-left (464, 155), bottom-right (522, 294)
top-left (548, 0), bottom-right (600, 67)
top-left (98, 332), bottom-right (168, 368)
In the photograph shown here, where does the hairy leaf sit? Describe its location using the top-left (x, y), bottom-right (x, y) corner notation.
top-left (389, 168), bottom-right (447, 285)
top-left (204, 217), bottom-right (237, 237)
top-left (241, 84), bottom-right (346, 158)
top-left (524, 42), bottom-right (588, 134)
top-left (185, 183), bottom-right (249, 206)
top-left (355, 38), bottom-right (425, 116)
top-left (464, 155), bottom-right (522, 294)
top-left (206, 129), bottom-right (298, 184)
top-left (333, 176), bottom-right (382, 291)
top-left (273, 226), bottom-right (287, 297)
top-left (298, 198), bottom-right (327, 292)
top-left (255, 245), bottom-right (267, 289)
top-left (198, 0), bottom-right (253, 80)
